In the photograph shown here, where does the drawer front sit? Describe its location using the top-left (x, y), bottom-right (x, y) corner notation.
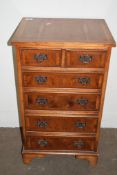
top-left (21, 49), bottom-right (61, 67)
top-left (25, 116), bottom-right (98, 133)
top-left (24, 93), bottom-right (100, 111)
top-left (65, 50), bottom-right (107, 68)
top-left (23, 72), bottom-right (103, 89)
top-left (25, 136), bottom-right (97, 151)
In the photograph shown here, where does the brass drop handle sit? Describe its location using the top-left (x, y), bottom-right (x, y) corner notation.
top-left (75, 122), bottom-right (86, 128)
top-left (34, 53), bottom-right (48, 62)
top-left (78, 77), bottom-right (90, 85)
top-left (37, 121), bottom-right (48, 128)
top-left (74, 140), bottom-right (84, 148)
top-left (76, 99), bottom-right (88, 105)
top-left (38, 139), bottom-right (48, 147)
top-left (80, 55), bottom-right (92, 64)
top-left (36, 98), bottom-right (48, 105)
top-left (35, 76), bottom-right (47, 84)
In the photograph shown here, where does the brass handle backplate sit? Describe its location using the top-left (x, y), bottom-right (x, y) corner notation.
top-left (78, 77), bottom-right (90, 85)
top-left (36, 97), bottom-right (48, 105)
top-left (76, 99), bottom-right (88, 105)
top-left (80, 55), bottom-right (92, 64)
top-left (38, 139), bottom-right (48, 147)
top-left (75, 122), bottom-right (86, 128)
top-left (74, 140), bottom-right (84, 148)
top-left (35, 76), bottom-right (47, 84)
top-left (34, 53), bottom-right (48, 62)
top-left (37, 121), bottom-right (48, 128)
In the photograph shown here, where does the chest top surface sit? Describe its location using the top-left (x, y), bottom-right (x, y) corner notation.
top-left (9, 18), bottom-right (116, 47)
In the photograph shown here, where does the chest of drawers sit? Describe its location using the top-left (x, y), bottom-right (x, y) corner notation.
top-left (9, 18), bottom-right (116, 166)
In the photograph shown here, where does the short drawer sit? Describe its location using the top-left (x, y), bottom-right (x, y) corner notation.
top-left (24, 92), bottom-right (100, 111)
top-left (25, 116), bottom-right (98, 133)
top-left (65, 50), bottom-right (107, 68)
top-left (23, 72), bottom-right (103, 89)
top-left (21, 49), bottom-right (61, 67)
top-left (25, 135), bottom-right (97, 151)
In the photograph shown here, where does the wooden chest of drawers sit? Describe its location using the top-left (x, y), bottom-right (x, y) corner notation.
top-left (9, 18), bottom-right (116, 166)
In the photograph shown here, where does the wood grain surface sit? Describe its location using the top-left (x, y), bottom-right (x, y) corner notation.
top-left (9, 18), bottom-right (116, 47)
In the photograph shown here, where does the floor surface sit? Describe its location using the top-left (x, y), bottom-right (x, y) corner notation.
top-left (0, 128), bottom-right (117, 175)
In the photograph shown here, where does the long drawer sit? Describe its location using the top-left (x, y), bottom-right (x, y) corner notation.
top-left (23, 72), bottom-right (103, 89)
top-left (24, 92), bottom-right (100, 111)
top-left (25, 135), bottom-right (97, 151)
top-left (25, 115), bottom-right (98, 133)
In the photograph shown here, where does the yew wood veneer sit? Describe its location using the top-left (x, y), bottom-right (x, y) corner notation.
top-left (9, 18), bottom-right (116, 166)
